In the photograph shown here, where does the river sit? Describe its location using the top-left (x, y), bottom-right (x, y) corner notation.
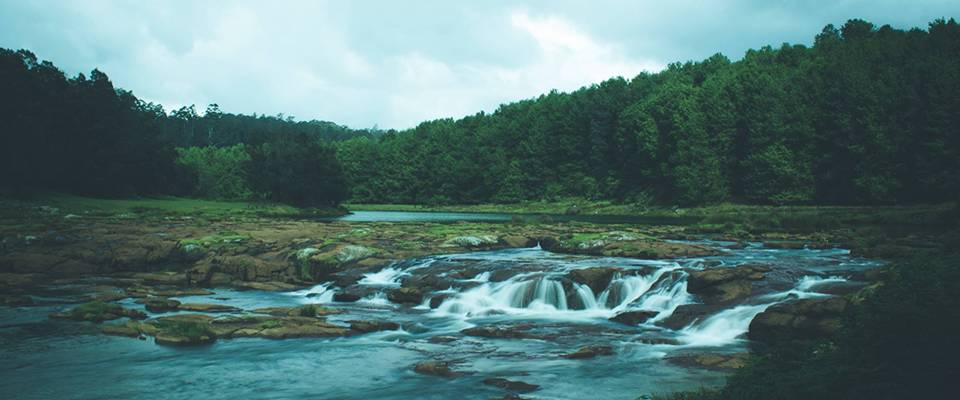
top-left (0, 240), bottom-right (881, 399)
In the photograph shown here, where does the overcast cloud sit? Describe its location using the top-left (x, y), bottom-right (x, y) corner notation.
top-left (1, 0), bottom-right (957, 129)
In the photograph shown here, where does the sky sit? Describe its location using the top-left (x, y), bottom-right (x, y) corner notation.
top-left (1, 1), bottom-right (958, 130)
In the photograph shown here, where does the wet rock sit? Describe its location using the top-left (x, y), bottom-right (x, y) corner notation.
top-left (131, 272), bottom-right (187, 286)
top-left (668, 353), bottom-right (748, 370)
top-left (483, 378), bottom-right (540, 393)
top-left (444, 235), bottom-right (499, 248)
top-left (657, 303), bottom-right (725, 330)
top-left (567, 267), bottom-right (621, 294)
top-left (101, 321), bottom-right (143, 337)
top-left (210, 315), bottom-right (348, 339)
top-left (413, 361), bottom-right (461, 378)
top-left (763, 241), bottom-right (806, 249)
top-left (177, 303), bottom-right (240, 313)
top-left (387, 287), bottom-right (423, 304)
top-left (348, 320), bottom-right (400, 333)
top-left (428, 335), bottom-right (458, 344)
top-left (749, 297), bottom-right (849, 342)
top-left (50, 301), bottom-right (147, 322)
top-left (461, 324), bottom-right (534, 339)
top-left (609, 310), bottom-right (658, 326)
top-left (686, 264), bottom-right (771, 304)
top-left (561, 345), bottom-right (614, 359)
top-left (429, 293), bottom-right (452, 308)
top-left (634, 336), bottom-right (681, 346)
top-left (139, 297), bottom-right (181, 313)
top-left (333, 291), bottom-right (363, 302)
top-left (254, 305), bottom-right (341, 317)
top-left (501, 235), bottom-right (537, 248)
top-left (231, 281), bottom-right (299, 291)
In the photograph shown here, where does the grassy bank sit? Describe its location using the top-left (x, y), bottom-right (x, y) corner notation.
top-left (0, 194), bottom-right (346, 220)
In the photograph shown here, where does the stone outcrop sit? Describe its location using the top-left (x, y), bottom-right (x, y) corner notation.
top-left (748, 297), bottom-right (849, 342)
top-left (686, 264), bottom-right (771, 304)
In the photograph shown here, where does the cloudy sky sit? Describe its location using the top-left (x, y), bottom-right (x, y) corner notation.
top-left (1, 1), bottom-right (957, 129)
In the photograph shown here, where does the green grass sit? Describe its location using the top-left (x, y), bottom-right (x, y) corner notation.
top-left (154, 319), bottom-right (214, 338)
top-left (69, 301), bottom-right (122, 319)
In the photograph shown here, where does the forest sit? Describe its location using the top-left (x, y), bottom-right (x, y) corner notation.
top-left (2, 18), bottom-right (958, 207)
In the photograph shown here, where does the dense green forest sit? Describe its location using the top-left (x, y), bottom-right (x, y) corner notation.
top-left (0, 50), bottom-right (369, 205)
top-left (340, 18), bottom-right (960, 206)
top-left (2, 18), bottom-right (958, 207)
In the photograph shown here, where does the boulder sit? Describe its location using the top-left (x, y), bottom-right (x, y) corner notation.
top-left (748, 297), bottom-right (849, 342)
top-left (413, 361), bottom-right (461, 378)
top-left (561, 345), bottom-right (614, 359)
top-left (609, 310), bottom-right (658, 326)
top-left (387, 287), bottom-right (423, 304)
top-left (483, 378), bottom-right (540, 393)
top-left (140, 297), bottom-right (181, 313)
top-left (177, 303), bottom-right (240, 313)
top-left (50, 301), bottom-right (147, 322)
top-left (567, 267), bottom-right (620, 294)
top-left (501, 236), bottom-right (537, 248)
top-left (461, 324), bottom-right (535, 339)
top-left (686, 264), bottom-right (771, 304)
top-left (348, 320), bottom-right (400, 333)
top-left (668, 353), bottom-right (748, 370)
top-left (656, 303), bottom-right (725, 330)
top-left (333, 291), bottom-right (363, 302)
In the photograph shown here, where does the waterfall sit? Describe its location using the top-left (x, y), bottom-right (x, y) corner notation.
top-left (679, 303), bottom-right (773, 346)
top-left (359, 267), bottom-right (408, 287)
top-left (287, 283), bottom-right (335, 303)
top-left (432, 265), bottom-right (691, 320)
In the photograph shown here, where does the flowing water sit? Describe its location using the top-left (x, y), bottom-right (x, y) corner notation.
top-left (0, 242), bottom-right (882, 399)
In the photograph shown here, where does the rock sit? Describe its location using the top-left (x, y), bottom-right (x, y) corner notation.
top-left (348, 320), bottom-right (400, 333)
top-left (502, 236), bottom-right (537, 248)
top-left (609, 310), bottom-right (658, 326)
top-left (254, 305), bottom-right (341, 317)
top-left (668, 353), bottom-right (748, 370)
top-left (462, 325), bottom-right (534, 339)
top-left (102, 322), bottom-right (142, 337)
top-left (561, 345), bottom-right (614, 359)
top-left (333, 291), bottom-right (363, 302)
top-left (686, 264), bottom-right (771, 304)
top-left (763, 241), bottom-right (806, 249)
top-left (231, 281), bottom-right (300, 291)
top-left (444, 235), bottom-right (499, 248)
top-left (429, 293), bottom-right (452, 308)
top-left (567, 267), bottom-right (620, 294)
top-left (657, 304), bottom-right (725, 330)
top-left (208, 315), bottom-right (348, 339)
top-left (749, 297), bottom-right (849, 342)
top-left (483, 378), bottom-right (540, 393)
top-left (335, 245), bottom-right (376, 263)
top-left (428, 335), bottom-right (458, 344)
top-left (177, 303), bottom-right (240, 313)
top-left (140, 297), bottom-right (181, 313)
top-left (413, 361), bottom-right (461, 378)
top-left (387, 287), bottom-right (423, 304)
top-left (50, 301), bottom-right (147, 322)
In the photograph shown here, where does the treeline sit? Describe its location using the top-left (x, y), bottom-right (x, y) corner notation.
top-left (337, 19), bottom-right (960, 206)
top-left (0, 48), bottom-right (368, 206)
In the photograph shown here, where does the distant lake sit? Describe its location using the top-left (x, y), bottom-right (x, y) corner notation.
top-left (323, 210), bottom-right (697, 225)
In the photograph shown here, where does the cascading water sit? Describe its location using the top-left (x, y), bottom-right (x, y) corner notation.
top-left (433, 264), bottom-right (692, 320)
top-left (359, 267), bottom-right (408, 287)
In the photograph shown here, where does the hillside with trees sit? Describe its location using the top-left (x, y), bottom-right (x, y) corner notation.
top-left (338, 19), bottom-right (960, 206)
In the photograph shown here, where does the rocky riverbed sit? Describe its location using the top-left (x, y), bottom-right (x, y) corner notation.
top-left (0, 205), bottom-right (913, 399)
